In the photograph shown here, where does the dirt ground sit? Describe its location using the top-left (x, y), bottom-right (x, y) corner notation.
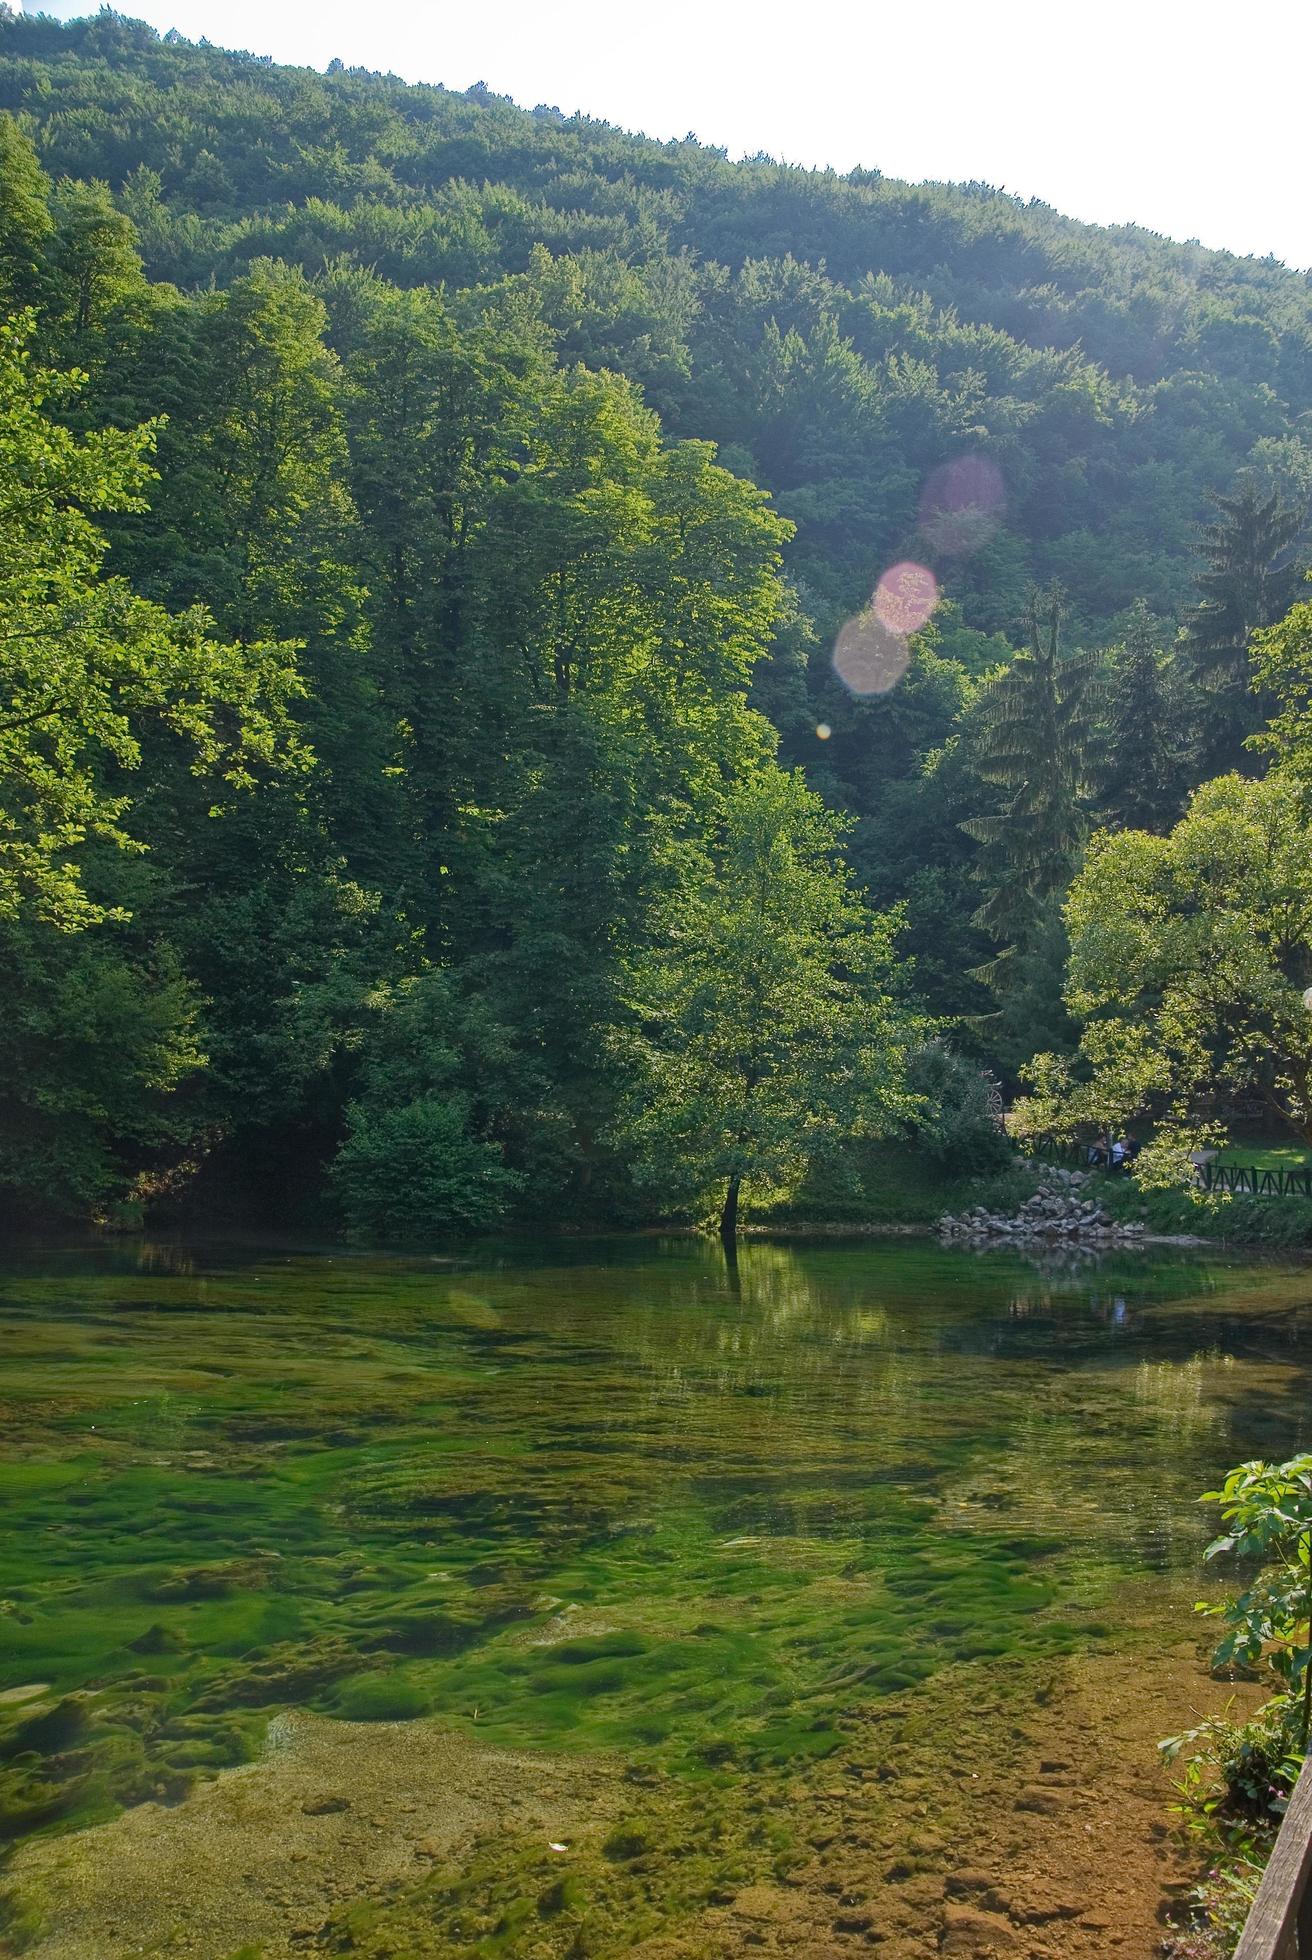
top-left (6, 1637), bottom-right (1246, 1959)
top-left (640, 1639), bottom-right (1253, 1960)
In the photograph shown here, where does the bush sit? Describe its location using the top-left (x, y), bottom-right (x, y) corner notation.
top-left (1165, 1699), bottom-right (1304, 1821)
top-left (1102, 1179), bottom-right (1312, 1247)
top-left (903, 1041), bottom-right (1011, 1174)
top-left (331, 1092), bottom-right (522, 1241)
top-left (1160, 1456), bottom-right (1312, 1958)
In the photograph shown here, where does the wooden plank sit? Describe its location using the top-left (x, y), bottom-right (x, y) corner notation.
top-left (1235, 1754), bottom-right (1312, 1960)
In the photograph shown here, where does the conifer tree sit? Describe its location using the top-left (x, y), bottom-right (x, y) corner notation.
top-left (960, 594), bottom-right (1105, 1014)
top-left (1182, 478), bottom-right (1305, 770)
top-left (1101, 601), bottom-right (1195, 832)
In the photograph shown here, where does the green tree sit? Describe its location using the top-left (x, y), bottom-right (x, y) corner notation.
top-left (330, 969), bottom-right (524, 1240)
top-left (1100, 601), bottom-right (1196, 831)
top-left (0, 114), bottom-right (53, 314)
top-left (1252, 585), bottom-right (1312, 778)
top-left (615, 767), bottom-right (918, 1237)
top-left (129, 264), bottom-right (388, 865)
top-left (960, 595), bottom-right (1105, 1027)
top-left (45, 176), bottom-right (151, 370)
top-left (108, 268), bottom-right (402, 1173)
top-left (0, 311), bottom-right (302, 930)
top-left (0, 892), bottom-right (204, 1222)
top-left (1182, 479), bottom-right (1305, 771)
top-left (1015, 772), bottom-right (1312, 1176)
top-left (341, 287), bottom-right (793, 1207)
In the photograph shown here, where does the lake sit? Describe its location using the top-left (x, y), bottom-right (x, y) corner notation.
top-left (2, 1235), bottom-right (1311, 1958)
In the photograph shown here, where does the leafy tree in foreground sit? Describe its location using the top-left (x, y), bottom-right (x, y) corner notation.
top-left (1252, 583), bottom-right (1312, 778)
top-left (0, 311), bottom-right (303, 930)
top-left (1199, 1455), bottom-right (1312, 1750)
top-left (1014, 772), bottom-right (1312, 1179)
top-left (614, 767), bottom-right (919, 1237)
top-left (1159, 1455), bottom-right (1312, 1923)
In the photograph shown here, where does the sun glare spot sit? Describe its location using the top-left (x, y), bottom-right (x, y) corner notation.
top-left (815, 722), bottom-right (832, 740)
top-left (874, 561), bottom-right (938, 635)
top-left (831, 612), bottom-right (910, 697)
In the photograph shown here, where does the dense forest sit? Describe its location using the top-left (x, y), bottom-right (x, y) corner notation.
top-left (4, 7), bottom-right (1312, 1235)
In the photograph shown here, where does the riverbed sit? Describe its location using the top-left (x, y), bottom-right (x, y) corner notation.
top-left (2, 1235), bottom-right (1309, 1957)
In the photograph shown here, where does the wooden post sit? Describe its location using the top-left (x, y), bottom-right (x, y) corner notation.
top-left (1234, 1755), bottom-right (1312, 1960)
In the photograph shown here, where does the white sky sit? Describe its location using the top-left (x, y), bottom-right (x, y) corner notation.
top-left (30, 0), bottom-right (1312, 269)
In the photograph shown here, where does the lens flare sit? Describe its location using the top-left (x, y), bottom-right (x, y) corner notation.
top-left (919, 453), bottom-right (1005, 557)
top-left (831, 611), bottom-right (910, 697)
top-left (815, 722), bottom-right (832, 740)
top-left (874, 561), bottom-right (938, 635)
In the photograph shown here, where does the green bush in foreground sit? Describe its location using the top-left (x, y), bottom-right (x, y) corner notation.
top-left (1161, 1456), bottom-right (1312, 1958)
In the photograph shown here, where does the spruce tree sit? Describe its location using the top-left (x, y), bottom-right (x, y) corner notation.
top-left (1101, 601), bottom-right (1195, 832)
top-left (960, 594), bottom-right (1106, 1023)
top-left (1182, 477), bottom-right (1305, 771)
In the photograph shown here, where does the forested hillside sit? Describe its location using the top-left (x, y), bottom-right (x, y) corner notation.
top-left (3, 8), bottom-right (1312, 1233)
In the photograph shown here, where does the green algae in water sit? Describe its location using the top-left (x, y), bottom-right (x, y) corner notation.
top-left (2, 1234), bottom-right (1312, 1861)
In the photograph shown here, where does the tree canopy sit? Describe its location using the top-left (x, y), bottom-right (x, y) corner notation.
top-left (1016, 773), bottom-right (1312, 1176)
top-left (2, 15), bottom-right (1312, 1226)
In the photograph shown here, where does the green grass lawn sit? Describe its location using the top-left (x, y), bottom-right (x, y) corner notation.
top-left (1216, 1137), bottom-right (1312, 1170)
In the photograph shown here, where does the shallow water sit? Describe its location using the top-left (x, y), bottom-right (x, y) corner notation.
top-left (2, 1234), bottom-right (1312, 1950)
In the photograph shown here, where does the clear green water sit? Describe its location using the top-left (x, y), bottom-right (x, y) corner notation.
top-left (2, 1234), bottom-right (1311, 1940)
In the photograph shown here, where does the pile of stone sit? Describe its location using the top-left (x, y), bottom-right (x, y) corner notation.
top-left (938, 1168), bottom-right (1146, 1247)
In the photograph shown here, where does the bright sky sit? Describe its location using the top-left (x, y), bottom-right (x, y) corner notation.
top-left (31, 0), bottom-right (1312, 269)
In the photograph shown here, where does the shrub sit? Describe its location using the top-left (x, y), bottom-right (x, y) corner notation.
top-left (903, 1041), bottom-right (1010, 1174)
top-left (331, 1092), bottom-right (522, 1241)
top-left (1102, 1179), bottom-right (1312, 1248)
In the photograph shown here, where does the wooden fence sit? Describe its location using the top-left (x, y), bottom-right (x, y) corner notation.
top-left (1196, 1163), bottom-right (1312, 1199)
top-left (1235, 1754), bottom-right (1312, 1960)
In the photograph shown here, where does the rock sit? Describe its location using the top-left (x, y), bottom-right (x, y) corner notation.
top-left (945, 1869), bottom-right (998, 1898)
top-left (941, 1902), bottom-right (1022, 1954)
top-left (944, 1869), bottom-right (1012, 1916)
top-left (1015, 1785), bottom-right (1063, 1814)
top-left (1010, 1893), bottom-right (1088, 1924)
top-left (936, 1165), bottom-right (1145, 1250)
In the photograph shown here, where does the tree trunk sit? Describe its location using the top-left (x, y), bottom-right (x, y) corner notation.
top-left (720, 1173), bottom-right (741, 1242)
